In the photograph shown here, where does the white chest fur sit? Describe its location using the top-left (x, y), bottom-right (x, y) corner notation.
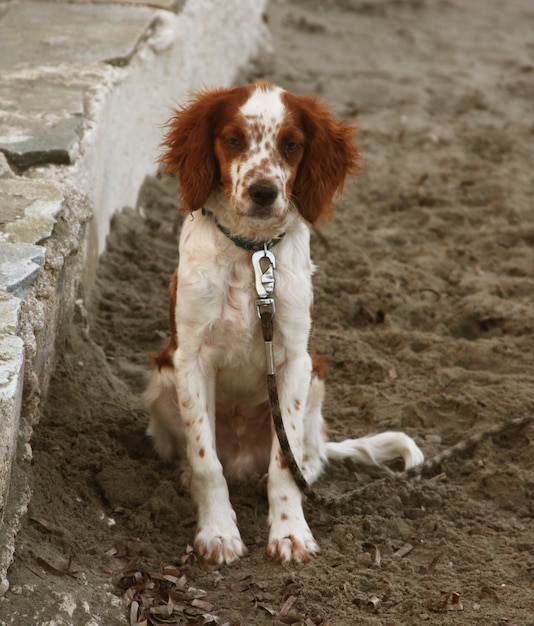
top-left (174, 213), bottom-right (314, 404)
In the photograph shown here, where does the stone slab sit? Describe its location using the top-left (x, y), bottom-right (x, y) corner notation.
top-left (0, 2), bottom-right (157, 70)
top-left (0, 76), bottom-right (85, 168)
top-left (0, 292), bottom-right (22, 336)
top-left (0, 179), bottom-right (64, 244)
top-left (0, 335), bottom-right (24, 517)
top-left (0, 243), bottom-right (46, 296)
top-left (0, 336), bottom-right (24, 406)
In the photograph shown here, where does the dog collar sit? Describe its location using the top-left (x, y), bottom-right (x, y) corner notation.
top-left (201, 207), bottom-right (285, 252)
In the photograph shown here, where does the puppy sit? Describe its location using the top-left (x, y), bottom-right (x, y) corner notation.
top-left (145, 83), bottom-right (424, 564)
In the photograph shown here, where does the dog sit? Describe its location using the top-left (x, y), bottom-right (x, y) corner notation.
top-left (144, 82), bottom-right (424, 564)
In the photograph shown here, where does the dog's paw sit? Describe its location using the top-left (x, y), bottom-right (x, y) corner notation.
top-left (194, 525), bottom-right (247, 565)
top-left (267, 521), bottom-right (319, 563)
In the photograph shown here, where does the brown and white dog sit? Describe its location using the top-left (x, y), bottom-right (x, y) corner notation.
top-left (145, 83), bottom-right (424, 564)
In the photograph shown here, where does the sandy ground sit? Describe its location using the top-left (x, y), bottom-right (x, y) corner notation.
top-left (2, 0), bottom-right (534, 624)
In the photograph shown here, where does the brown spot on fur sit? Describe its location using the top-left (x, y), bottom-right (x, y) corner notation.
top-left (281, 513), bottom-right (288, 521)
top-left (312, 355), bottom-right (328, 379)
top-left (149, 272), bottom-right (178, 370)
top-left (199, 447), bottom-right (205, 458)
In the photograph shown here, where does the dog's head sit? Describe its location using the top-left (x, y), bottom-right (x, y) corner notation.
top-left (161, 82), bottom-right (359, 225)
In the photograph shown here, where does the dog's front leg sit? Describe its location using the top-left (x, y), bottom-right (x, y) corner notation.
top-left (175, 349), bottom-right (247, 564)
top-left (266, 353), bottom-right (319, 562)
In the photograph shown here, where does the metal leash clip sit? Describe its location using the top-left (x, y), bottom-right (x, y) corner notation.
top-left (253, 245), bottom-right (276, 373)
top-left (252, 246), bottom-right (276, 318)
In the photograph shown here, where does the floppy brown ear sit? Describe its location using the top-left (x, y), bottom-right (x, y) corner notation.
top-left (160, 88), bottom-right (242, 213)
top-left (283, 93), bottom-right (359, 224)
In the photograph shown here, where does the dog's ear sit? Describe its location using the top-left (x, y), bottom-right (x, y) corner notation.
top-left (283, 93), bottom-right (359, 224)
top-left (161, 88), bottom-right (240, 214)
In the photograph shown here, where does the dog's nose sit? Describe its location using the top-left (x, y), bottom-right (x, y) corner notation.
top-left (248, 182), bottom-right (278, 207)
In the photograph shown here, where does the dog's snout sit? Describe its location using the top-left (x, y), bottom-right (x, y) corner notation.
top-left (248, 182), bottom-right (279, 207)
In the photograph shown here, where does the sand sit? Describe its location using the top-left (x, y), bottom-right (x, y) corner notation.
top-left (2, 0), bottom-right (534, 624)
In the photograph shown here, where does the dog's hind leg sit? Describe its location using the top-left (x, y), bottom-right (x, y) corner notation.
top-left (144, 365), bottom-right (191, 488)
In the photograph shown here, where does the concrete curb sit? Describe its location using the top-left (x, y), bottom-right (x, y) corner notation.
top-left (0, 0), bottom-right (270, 594)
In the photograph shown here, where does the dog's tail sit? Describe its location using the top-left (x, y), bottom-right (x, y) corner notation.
top-left (325, 432), bottom-right (424, 472)
top-left (310, 356), bottom-right (424, 473)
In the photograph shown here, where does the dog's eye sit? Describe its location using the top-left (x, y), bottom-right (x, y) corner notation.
top-left (284, 141), bottom-right (300, 154)
top-left (226, 137), bottom-right (242, 148)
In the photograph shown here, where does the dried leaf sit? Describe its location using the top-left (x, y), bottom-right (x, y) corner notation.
top-left (426, 552), bottom-right (442, 574)
top-left (416, 172), bottom-right (429, 186)
top-left (119, 563), bottom-right (226, 626)
top-left (167, 597), bottom-right (187, 613)
top-left (191, 599), bottom-right (214, 612)
top-left (164, 573), bottom-right (185, 586)
top-left (187, 586), bottom-right (208, 599)
top-left (181, 545), bottom-right (196, 565)
top-left (201, 615), bottom-right (221, 625)
top-left (117, 556), bottom-right (142, 577)
top-left (279, 595), bottom-right (297, 615)
top-left (429, 591), bottom-right (464, 612)
top-left (229, 576), bottom-right (254, 592)
top-left (362, 542), bottom-right (381, 567)
top-left (392, 543), bottom-right (414, 558)
top-left (35, 556), bottom-right (76, 578)
top-left (258, 603), bottom-right (276, 616)
top-left (147, 570), bottom-right (186, 587)
top-left (29, 517), bottom-right (65, 536)
top-left (129, 600), bottom-right (139, 625)
top-left (148, 603), bottom-right (173, 616)
top-left (163, 565), bottom-right (182, 577)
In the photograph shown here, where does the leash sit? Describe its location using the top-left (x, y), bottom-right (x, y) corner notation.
top-left (252, 246), bottom-right (534, 506)
top-left (252, 245), bottom-right (330, 504)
